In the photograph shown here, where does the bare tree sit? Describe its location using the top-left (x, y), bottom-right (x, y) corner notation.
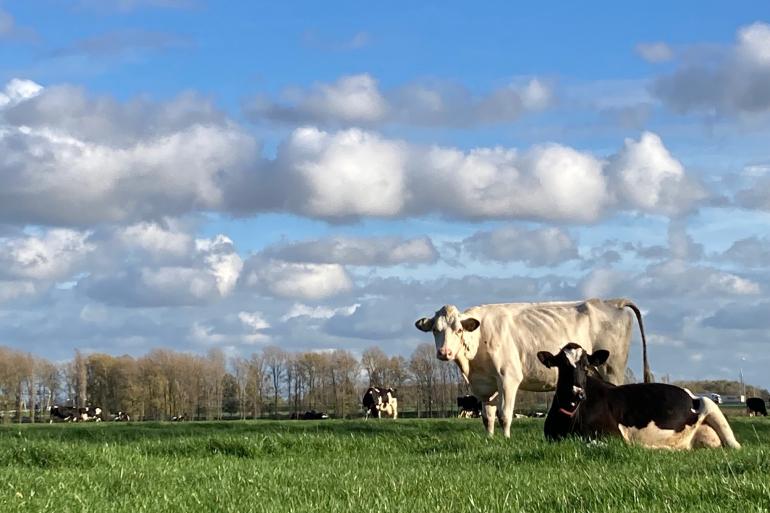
top-left (361, 346), bottom-right (389, 386)
top-left (410, 343), bottom-right (438, 418)
top-left (263, 346), bottom-right (287, 418)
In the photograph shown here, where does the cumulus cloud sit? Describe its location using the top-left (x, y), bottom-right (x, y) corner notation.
top-left (281, 302), bottom-right (358, 322)
top-left (244, 73), bottom-right (553, 127)
top-left (242, 257), bottom-right (353, 300)
top-left (0, 229), bottom-right (93, 281)
top-left (0, 80), bottom-right (707, 227)
top-left (652, 22), bottom-right (770, 116)
top-left (580, 260), bottom-right (760, 300)
top-left (263, 235), bottom-right (438, 266)
top-left (0, 81), bottom-right (257, 226)
top-left (273, 127), bottom-right (407, 218)
top-left (115, 221), bottom-right (194, 261)
top-left (80, 232), bottom-right (242, 307)
top-left (461, 226), bottom-right (578, 266)
top-left (246, 74), bottom-right (387, 125)
top-left (635, 42), bottom-right (674, 63)
top-left (720, 235), bottom-right (770, 268)
top-left (606, 132), bottom-right (706, 216)
top-left (702, 301), bottom-right (770, 330)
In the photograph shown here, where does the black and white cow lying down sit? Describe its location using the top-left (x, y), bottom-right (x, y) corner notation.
top-left (537, 343), bottom-right (741, 450)
top-left (362, 387), bottom-right (398, 419)
top-left (49, 405), bottom-right (103, 423)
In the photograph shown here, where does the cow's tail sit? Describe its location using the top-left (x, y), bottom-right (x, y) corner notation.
top-left (698, 396), bottom-right (741, 449)
top-left (614, 299), bottom-right (652, 384)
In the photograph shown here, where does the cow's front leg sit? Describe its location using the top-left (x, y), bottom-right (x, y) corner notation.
top-left (499, 377), bottom-right (521, 439)
top-left (482, 401), bottom-right (497, 436)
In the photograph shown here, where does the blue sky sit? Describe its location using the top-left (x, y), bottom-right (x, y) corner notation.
top-left (1, 1), bottom-right (770, 388)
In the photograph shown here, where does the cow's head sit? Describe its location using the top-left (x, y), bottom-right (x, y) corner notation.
top-left (537, 343), bottom-right (609, 414)
top-left (415, 305), bottom-right (480, 361)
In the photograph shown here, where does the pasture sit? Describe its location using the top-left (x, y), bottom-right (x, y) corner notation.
top-left (1, 417), bottom-right (769, 513)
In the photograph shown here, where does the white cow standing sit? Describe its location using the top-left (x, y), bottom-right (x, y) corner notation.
top-left (415, 298), bottom-right (651, 438)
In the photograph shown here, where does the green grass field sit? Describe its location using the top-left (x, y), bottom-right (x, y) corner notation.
top-left (1, 417), bottom-right (769, 512)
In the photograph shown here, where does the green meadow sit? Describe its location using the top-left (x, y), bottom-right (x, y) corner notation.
top-left (1, 417), bottom-right (769, 512)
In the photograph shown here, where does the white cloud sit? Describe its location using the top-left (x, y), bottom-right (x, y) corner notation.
top-left (635, 42), bottom-right (674, 63)
top-left (414, 143), bottom-right (608, 222)
top-left (80, 230), bottom-right (242, 307)
top-left (0, 80), bottom-right (707, 227)
top-left (720, 236), bottom-right (770, 268)
top-left (263, 235), bottom-right (438, 266)
top-left (278, 127), bottom-right (407, 218)
top-left (0, 229), bottom-right (93, 281)
top-left (0, 79), bottom-right (43, 107)
top-left (238, 311), bottom-right (270, 331)
top-left (281, 303), bottom-right (359, 322)
top-left (0, 280), bottom-right (37, 303)
top-left (117, 221), bottom-right (193, 259)
top-left (607, 132), bottom-right (705, 216)
top-left (652, 22), bottom-right (770, 116)
top-left (461, 225), bottom-right (578, 266)
top-left (195, 235), bottom-right (243, 296)
top-left (243, 258), bottom-right (354, 300)
top-left (244, 74), bottom-right (554, 127)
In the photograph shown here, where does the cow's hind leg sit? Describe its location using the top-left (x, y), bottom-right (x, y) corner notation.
top-left (699, 397), bottom-right (741, 449)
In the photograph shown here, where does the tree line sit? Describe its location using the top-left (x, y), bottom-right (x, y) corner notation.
top-left (3, 343), bottom-right (543, 423)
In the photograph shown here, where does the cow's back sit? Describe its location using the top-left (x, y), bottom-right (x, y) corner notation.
top-left (465, 299), bottom-right (634, 391)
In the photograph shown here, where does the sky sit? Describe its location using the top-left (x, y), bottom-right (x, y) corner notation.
top-left (1, 1), bottom-right (770, 387)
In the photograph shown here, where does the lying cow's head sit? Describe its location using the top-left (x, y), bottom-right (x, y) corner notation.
top-left (537, 343), bottom-right (609, 414)
top-left (415, 305), bottom-right (480, 361)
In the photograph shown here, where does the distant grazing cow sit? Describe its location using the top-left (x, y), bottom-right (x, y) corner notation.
top-left (416, 298), bottom-right (651, 438)
top-left (362, 387), bottom-right (398, 419)
top-left (49, 405), bottom-right (77, 423)
top-left (456, 395), bottom-right (482, 418)
top-left (171, 414), bottom-right (187, 422)
top-left (113, 411), bottom-right (131, 422)
top-left (536, 343), bottom-right (740, 450)
top-left (746, 397), bottom-right (768, 417)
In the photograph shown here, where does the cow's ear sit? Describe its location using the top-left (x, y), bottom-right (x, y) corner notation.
top-left (588, 350), bottom-right (610, 366)
top-left (415, 317), bottom-right (434, 332)
top-left (461, 318), bottom-right (480, 332)
top-left (537, 351), bottom-right (556, 368)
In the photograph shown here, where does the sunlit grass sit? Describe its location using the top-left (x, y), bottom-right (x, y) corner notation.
top-left (1, 417), bottom-right (768, 512)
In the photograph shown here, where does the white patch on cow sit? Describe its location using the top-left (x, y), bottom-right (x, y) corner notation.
top-left (572, 386), bottom-right (584, 396)
top-left (617, 420), bottom-right (697, 450)
top-left (564, 347), bottom-right (583, 367)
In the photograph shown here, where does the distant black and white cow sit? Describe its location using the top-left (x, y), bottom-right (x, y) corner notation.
top-left (302, 410), bottom-right (330, 420)
top-left (362, 387), bottom-right (398, 419)
top-left (113, 411), bottom-right (131, 422)
top-left (457, 395), bottom-right (482, 418)
top-left (49, 405), bottom-right (77, 423)
top-left (536, 343), bottom-right (741, 450)
top-left (746, 397), bottom-right (768, 417)
top-left (171, 414), bottom-right (187, 422)
top-left (76, 406), bottom-right (103, 422)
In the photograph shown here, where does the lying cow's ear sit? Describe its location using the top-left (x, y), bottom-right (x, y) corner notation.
top-left (588, 350), bottom-right (610, 366)
top-left (415, 317), bottom-right (434, 332)
top-left (460, 318), bottom-right (480, 332)
top-left (537, 351), bottom-right (555, 368)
